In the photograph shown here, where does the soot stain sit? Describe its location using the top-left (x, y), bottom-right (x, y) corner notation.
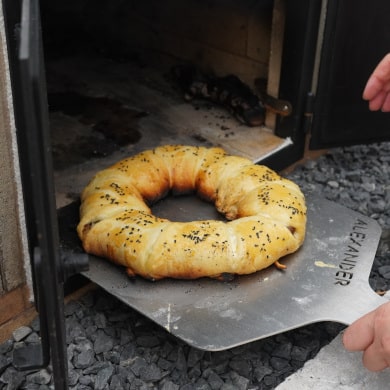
top-left (49, 91), bottom-right (146, 169)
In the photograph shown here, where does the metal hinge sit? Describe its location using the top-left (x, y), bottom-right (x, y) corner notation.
top-left (303, 92), bottom-right (315, 134)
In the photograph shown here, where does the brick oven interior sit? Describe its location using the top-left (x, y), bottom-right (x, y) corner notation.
top-left (39, 0), bottom-right (291, 208)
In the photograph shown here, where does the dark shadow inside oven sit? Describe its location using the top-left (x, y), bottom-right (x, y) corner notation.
top-left (38, 0), bottom-right (301, 210)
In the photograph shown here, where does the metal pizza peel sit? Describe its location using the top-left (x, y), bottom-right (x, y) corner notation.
top-left (61, 194), bottom-right (385, 351)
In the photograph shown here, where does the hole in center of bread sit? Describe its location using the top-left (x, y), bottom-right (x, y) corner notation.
top-left (151, 194), bottom-right (227, 222)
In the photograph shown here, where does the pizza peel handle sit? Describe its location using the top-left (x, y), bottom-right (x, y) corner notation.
top-left (312, 276), bottom-right (388, 327)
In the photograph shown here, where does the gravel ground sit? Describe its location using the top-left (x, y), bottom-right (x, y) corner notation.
top-left (1, 141), bottom-right (389, 390)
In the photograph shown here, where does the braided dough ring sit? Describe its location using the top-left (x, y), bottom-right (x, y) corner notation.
top-left (77, 145), bottom-right (306, 280)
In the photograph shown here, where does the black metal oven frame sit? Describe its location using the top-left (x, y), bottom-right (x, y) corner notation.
top-left (4, 0), bottom-right (88, 388)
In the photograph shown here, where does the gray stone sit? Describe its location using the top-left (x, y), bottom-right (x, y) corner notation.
top-left (194, 377), bottom-right (212, 389)
top-left (160, 379), bottom-right (180, 390)
top-left (103, 350), bottom-right (121, 365)
top-left (272, 342), bottom-right (293, 360)
top-left (119, 328), bottom-right (133, 345)
top-left (136, 335), bottom-right (160, 348)
top-left (109, 374), bottom-right (125, 390)
top-left (108, 312), bottom-right (132, 322)
top-left (26, 369), bottom-right (52, 385)
top-left (327, 180), bottom-right (339, 188)
top-left (93, 330), bottom-right (114, 354)
top-left (228, 359), bottom-right (251, 377)
top-left (0, 354), bottom-right (11, 373)
top-left (0, 339), bottom-right (13, 354)
top-left (290, 346), bottom-right (310, 362)
top-left (78, 374), bottom-right (94, 386)
top-left (270, 357), bottom-right (290, 371)
top-left (64, 301), bottom-right (83, 316)
top-left (25, 332), bottom-right (40, 344)
top-left (158, 357), bottom-right (174, 371)
top-left (138, 362), bottom-right (163, 382)
top-left (175, 347), bottom-right (187, 371)
top-left (192, 365), bottom-right (205, 381)
top-left (94, 365), bottom-right (114, 390)
top-left (73, 349), bottom-right (95, 369)
top-left (94, 312), bottom-right (108, 329)
top-left (220, 384), bottom-right (237, 390)
top-left (83, 361), bottom-right (111, 375)
top-left (68, 369), bottom-right (80, 386)
top-left (120, 343), bottom-right (136, 363)
top-left (253, 365), bottom-right (273, 382)
top-left (67, 319), bottom-right (86, 341)
top-left (378, 265), bottom-right (390, 279)
top-left (12, 326), bottom-right (32, 342)
top-left (187, 348), bottom-right (204, 367)
top-left (207, 371), bottom-right (224, 390)
top-left (130, 356), bottom-right (148, 376)
top-left (0, 367), bottom-right (25, 389)
top-left (230, 371), bottom-right (250, 390)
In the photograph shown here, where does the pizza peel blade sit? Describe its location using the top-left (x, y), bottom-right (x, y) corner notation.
top-left (65, 195), bottom-right (384, 351)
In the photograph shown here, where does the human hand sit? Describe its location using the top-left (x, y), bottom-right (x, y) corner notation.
top-left (362, 53), bottom-right (390, 112)
top-left (343, 302), bottom-right (390, 371)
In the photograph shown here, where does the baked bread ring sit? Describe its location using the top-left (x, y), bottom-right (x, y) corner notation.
top-left (77, 145), bottom-right (307, 280)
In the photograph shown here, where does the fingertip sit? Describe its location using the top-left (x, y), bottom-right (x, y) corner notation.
top-left (372, 53), bottom-right (390, 80)
top-left (342, 312), bottom-right (376, 352)
top-left (342, 328), bottom-right (355, 351)
top-left (363, 76), bottom-right (382, 101)
top-left (368, 91), bottom-right (386, 111)
top-left (363, 78), bottom-right (375, 100)
top-left (381, 94), bottom-right (390, 112)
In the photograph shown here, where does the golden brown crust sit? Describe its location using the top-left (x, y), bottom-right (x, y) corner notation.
top-left (77, 145), bottom-right (307, 280)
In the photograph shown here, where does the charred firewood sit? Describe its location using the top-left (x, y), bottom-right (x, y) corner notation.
top-left (254, 78), bottom-right (292, 117)
top-left (171, 64), bottom-right (266, 127)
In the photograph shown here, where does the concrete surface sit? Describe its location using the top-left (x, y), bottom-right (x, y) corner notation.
top-left (276, 332), bottom-right (390, 389)
top-left (276, 294), bottom-right (390, 390)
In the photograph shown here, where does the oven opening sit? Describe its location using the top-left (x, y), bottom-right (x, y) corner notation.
top-left (39, 0), bottom-right (292, 208)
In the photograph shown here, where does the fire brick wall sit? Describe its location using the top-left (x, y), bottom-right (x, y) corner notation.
top-left (41, 0), bottom-right (274, 88)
